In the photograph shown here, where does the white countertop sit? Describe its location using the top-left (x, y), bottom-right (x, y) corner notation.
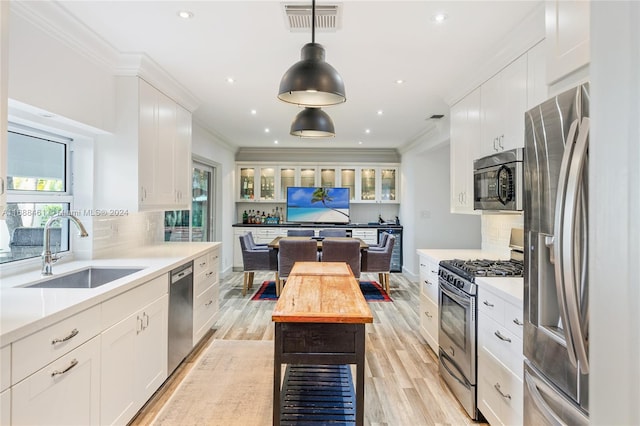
top-left (0, 242), bottom-right (220, 346)
top-left (476, 276), bottom-right (523, 305)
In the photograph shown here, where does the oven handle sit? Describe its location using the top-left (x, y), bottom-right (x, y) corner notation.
top-left (439, 280), bottom-right (471, 308)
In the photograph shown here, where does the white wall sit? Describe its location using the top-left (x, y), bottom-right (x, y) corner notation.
top-left (8, 5), bottom-right (115, 132)
top-left (401, 141), bottom-right (481, 276)
top-left (590, 2), bottom-right (640, 424)
top-left (191, 123), bottom-right (236, 275)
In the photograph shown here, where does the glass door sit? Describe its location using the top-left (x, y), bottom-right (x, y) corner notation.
top-left (340, 168), bottom-right (356, 201)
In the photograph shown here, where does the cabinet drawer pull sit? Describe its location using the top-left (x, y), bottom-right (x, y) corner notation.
top-left (494, 383), bottom-right (511, 400)
top-left (425, 311), bottom-right (432, 319)
top-left (420, 263), bottom-right (426, 267)
top-left (483, 300), bottom-right (495, 307)
top-left (513, 318), bottom-right (524, 326)
top-left (51, 328), bottom-right (79, 345)
top-left (206, 271), bottom-right (214, 278)
top-left (205, 300), bottom-right (214, 307)
top-left (51, 359), bottom-right (78, 377)
top-left (494, 330), bottom-right (512, 343)
top-left (199, 261), bottom-right (207, 267)
top-left (425, 280), bottom-right (433, 286)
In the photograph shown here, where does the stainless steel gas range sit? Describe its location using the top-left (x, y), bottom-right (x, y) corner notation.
top-left (438, 257), bottom-right (523, 420)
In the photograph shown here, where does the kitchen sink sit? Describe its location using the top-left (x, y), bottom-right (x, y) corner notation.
top-left (24, 267), bottom-right (144, 289)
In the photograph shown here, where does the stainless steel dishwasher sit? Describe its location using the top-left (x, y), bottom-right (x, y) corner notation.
top-left (168, 261), bottom-right (193, 374)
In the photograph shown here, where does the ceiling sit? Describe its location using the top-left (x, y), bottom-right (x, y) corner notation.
top-left (53, 1), bottom-right (541, 151)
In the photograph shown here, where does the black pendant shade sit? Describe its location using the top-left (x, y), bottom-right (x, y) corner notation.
top-left (290, 107), bottom-right (335, 138)
top-left (278, 0), bottom-right (346, 108)
top-left (278, 42), bottom-right (346, 107)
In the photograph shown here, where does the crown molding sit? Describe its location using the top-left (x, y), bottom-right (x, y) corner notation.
top-left (399, 117), bottom-right (449, 155)
top-left (11, 1), bottom-right (200, 113)
top-left (444, 2), bottom-right (545, 107)
top-left (235, 147), bottom-right (400, 163)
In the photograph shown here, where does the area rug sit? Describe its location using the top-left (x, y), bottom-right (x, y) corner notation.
top-left (251, 280), bottom-right (392, 302)
top-left (152, 340), bottom-right (273, 426)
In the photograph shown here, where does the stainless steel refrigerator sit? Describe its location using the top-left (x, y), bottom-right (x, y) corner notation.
top-left (523, 83), bottom-right (590, 425)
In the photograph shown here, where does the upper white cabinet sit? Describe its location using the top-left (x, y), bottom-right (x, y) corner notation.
top-left (236, 163), bottom-right (399, 204)
top-left (95, 77), bottom-right (192, 211)
top-left (0, 0), bottom-right (8, 215)
top-left (480, 55), bottom-right (528, 157)
top-left (545, 0), bottom-right (590, 85)
top-left (450, 87), bottom-right (481, 214)
top-left (527, 41), bottom-right (549, 109)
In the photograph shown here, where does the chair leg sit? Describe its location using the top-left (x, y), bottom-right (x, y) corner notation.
top-left (378, 273), bottom-right (384, 284)
top-left (384, 273), bottom-right (390, 294)
top-left (242, 272), bottom-right (249, 296)
top-left (248, 272), bottom-right (255, 289)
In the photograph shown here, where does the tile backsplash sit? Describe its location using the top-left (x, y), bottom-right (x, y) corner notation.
top-left (481, 213), bottom-right (524, 257)
top-left (91, 211), bottom-right (164, 258)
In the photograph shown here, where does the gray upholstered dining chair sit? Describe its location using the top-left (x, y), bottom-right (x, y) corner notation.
top-left (318, 228), bottom-right (348, 237)
top-left (276, 239), bottom-right (318, 296)
top-left (367, 231), bottom-right (389, 250)
top-left (245, 231), bottom-right (268, 249)
top-left (320, 238), bottom-right (361, 279)
top-left (287, 229), bottom-right (315, 237)
top-left (361, 235), bottom-right (395, 293)
top-left (239, 234), bottom-right (277, 296)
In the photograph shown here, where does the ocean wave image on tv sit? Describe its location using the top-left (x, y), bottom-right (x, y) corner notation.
top-left (286, 187), bottom-right (350, 224)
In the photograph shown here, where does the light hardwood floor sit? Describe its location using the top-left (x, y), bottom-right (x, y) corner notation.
top-left (131, 271), bottom-right (487, 425)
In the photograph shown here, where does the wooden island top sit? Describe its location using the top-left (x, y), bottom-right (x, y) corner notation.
top-left (272, 262), bottom-right (373, 324)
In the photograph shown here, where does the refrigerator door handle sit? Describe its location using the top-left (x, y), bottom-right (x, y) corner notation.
top-left (562, 117), bottom-right (590, 374)
top-left (525, 368), bottom-right (565, 426)
top-left (550, 118), bottom-right (580, 368)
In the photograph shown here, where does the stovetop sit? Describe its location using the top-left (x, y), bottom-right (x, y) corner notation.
top-left (439, 258), bottom-right (524, 283)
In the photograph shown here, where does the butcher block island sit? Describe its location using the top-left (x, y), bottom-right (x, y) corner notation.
top-left (272, 262), bottom-right (373, 425)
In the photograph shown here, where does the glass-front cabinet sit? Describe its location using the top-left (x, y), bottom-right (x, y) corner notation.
top-left (236, 163), bottom-right (399, 203)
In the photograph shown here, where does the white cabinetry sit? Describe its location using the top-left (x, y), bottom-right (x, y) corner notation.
top-left (100, 275), bottom-right (168, 425)
top-left (418, 252), bottom-right (440, 353)
top-left (351, 228), bottom-right (377, 245)
top-left (193, 247), bottom-right (220, 345)
top-left (11, 305), bottom-right (102, 426)
top-left (1, 344), bottom-right (10, 426)
top-left (527, 41), bottom-right (548, 109)
top-left (12, 336), bottom-right (101, 426)
top-left (450, 87), bottom-right (481, 214)
top-left (0, 0), bottom-right (8, 214)
top-left (477, 283), bottom-right (524, 425)
top-left (480, 55), bottom-right (528, 157)
top-left (545, 0), bottom-right (590, 85)
top-left (96, 77), bottom-right (191, 211)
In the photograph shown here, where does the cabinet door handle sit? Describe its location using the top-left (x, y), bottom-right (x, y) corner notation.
top-left (424, 280), bottom-right (433, 286)
top-left (493, 137), bottom-right (498, 151)
top-left (143, 312), bottom-right (150, 329)
top-left (425, 311), bottom-right (432, 319)
top-left (494, 383), bottom-right (512, 400)
top-left (483, 300), bottom-right (495, 307)
top-left (494, 330), bottom-right (512, 343)
top-left (51, 328), bottom-right (79, 345)
top-left (137, 315), bottom-right (143, 334)
top-left (513, 318), bottom-right (524, 326)
top-left (499, 134), bottom-right (505, 149)
top-left (51, 358), bottom-right (79, 377)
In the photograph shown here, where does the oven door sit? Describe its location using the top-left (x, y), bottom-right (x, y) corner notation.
top-left (438, 278), bottom-right (476, 382)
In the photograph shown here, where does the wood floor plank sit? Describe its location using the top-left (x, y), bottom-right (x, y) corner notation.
top-left (130, 271), bottom-right (488, 426)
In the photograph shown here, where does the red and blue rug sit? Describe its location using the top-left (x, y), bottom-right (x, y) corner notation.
top-left (251, 280), bottom-right (392, 302)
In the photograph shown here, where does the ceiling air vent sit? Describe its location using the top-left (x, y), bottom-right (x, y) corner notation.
top-left (283, 4), bottom-right (341, 32)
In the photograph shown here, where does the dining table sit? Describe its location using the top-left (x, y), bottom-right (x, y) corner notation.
top-left (271, 261), bottom-right (373, 425)
top-left (268, 235), bottom-right (369, 250)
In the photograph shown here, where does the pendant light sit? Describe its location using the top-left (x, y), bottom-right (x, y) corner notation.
top-left (278, 0), bottom-right (346, 107)
top-left (290, 107), bottom-right (335, 137)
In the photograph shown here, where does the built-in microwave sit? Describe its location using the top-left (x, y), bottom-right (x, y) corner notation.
top-left (473, 148), bottom-right (523, 211)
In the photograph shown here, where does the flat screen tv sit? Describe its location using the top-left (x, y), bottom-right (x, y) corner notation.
top-left (286, 187), bottom-right (350, 224)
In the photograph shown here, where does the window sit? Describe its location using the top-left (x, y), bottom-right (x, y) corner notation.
top-left (1, 129), bottom-right (73, 264)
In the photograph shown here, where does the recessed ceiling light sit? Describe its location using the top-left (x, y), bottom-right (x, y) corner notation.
top-left (365, 129), bottom-right (371, 134)
top-left (274, 140), bottom-right (279, 144)
top-left (177, 10), bottom-right (194, 19)
top-left (226, 77), bottom-right (234, 84)
top-left (432, 13), bottom-right (448, 23)
top-left (377, 110), bottom-right (383, 116)
top-left (251, 109), bottom-right (257, 115)
top-left (396, 79), bottom-right (405, 85)
top-left (358, 141), bottom-right (363, 145)
top-left (264, 128), bottom-right (270, 133)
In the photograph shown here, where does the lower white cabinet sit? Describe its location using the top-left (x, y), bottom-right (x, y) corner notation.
top-left (1, 388), bottom-right (9, 426)
top-left (351, 229), bottom-right (378, 244)
top-left (11, 336), bottom-right (101, 426)
top-left (193, 247), bottom-right (220, 345)
top-left (477, 284), bottom-right (524, 425)
top-left (418, 252), bottom-right (440, 353)
top-left (100, 276), bottom-right (169, 426)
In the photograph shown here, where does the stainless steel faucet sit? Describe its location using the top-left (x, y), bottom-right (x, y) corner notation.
top-left (42, 213), bottom-right (89, 276)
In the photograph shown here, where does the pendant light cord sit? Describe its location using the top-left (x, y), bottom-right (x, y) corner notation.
top-left (311, 0), bottom-right (315, 44)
